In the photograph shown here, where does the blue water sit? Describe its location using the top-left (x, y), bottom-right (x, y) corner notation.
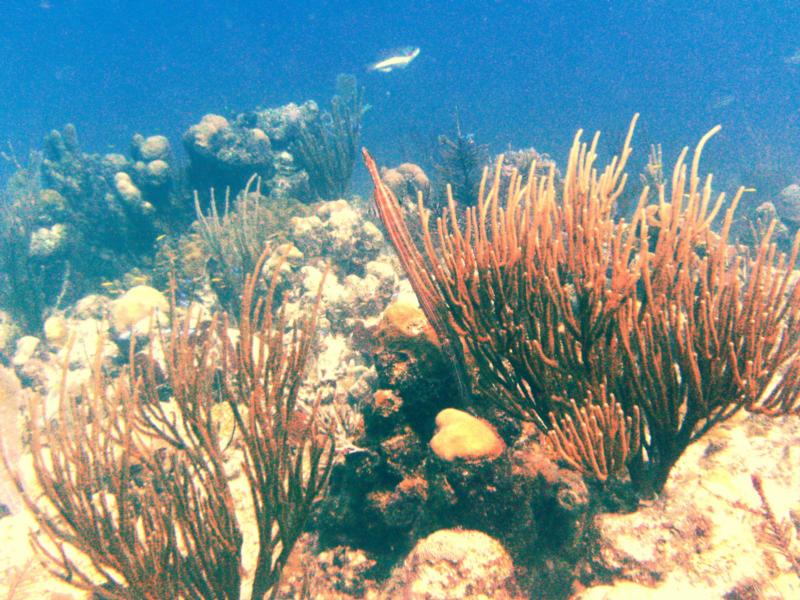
top-left (2, 0), bottom-right (800, 189)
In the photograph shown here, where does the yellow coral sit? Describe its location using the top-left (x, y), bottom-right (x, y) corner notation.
top-left (430, 408), bottom-right (505, 462)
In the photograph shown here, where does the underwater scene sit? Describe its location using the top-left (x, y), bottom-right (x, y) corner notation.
top-left (3, 1), bottom-right (800, 598)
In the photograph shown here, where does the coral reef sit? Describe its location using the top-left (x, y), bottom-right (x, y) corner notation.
top-left (2, 248), bottom-right (334, 598)
top-left (0, 80), bottom-right (365, 338)
top-left (364, 115), bottom-right (800, 496)
top-left (291, 74), bottom-right (366, 201)
top-left (5, 80), bottom-right (800, 598)
top-left (379, 163), bottom-right (431, 206)
top-left (0, 125), bottom-right (181, 333)
top-left (187, 174), bottom-right (309, 317)
top-left (315, 300), bottom-right (591, 596)
top-left (169, 178), bottom-right (391, 327)
top-left (184, 75), bottom-right (364, 204)
top-left (291, 199), bottom-right (385, 276)
top-left (41, 124), bottom-right (180, 246)
top-left (183, 113), bottom-right (279, 196)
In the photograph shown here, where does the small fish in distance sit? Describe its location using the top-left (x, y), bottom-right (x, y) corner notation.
top-left (368, 47), bottom-right (420, 73)
top-left (785, 49), bottom-right (800, 65)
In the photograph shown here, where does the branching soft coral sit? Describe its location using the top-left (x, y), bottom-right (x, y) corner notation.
top-left (3, 247), bottom-right (334, 599)
top-left (364, 114), bottom-right (800, 495)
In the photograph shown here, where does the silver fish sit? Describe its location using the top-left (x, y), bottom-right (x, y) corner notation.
top-left (785, 49), bottom-right (800, 65)
top-left (368, 47), bottom-right (420, 73)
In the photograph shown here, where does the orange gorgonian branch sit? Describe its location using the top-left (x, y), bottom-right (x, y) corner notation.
top-left (3, 246), bottom-right (334, 598)
top-left (364, 114), bottom-right (800, 494)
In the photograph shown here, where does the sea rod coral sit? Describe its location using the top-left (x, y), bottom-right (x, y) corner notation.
top-left (2, 247), bottom-right (334, 599)
top-left (363, 114), bottom-right (800, 496)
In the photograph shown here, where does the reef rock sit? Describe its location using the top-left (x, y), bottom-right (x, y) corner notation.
top-left (316, 299), bottom-right (590, 592)
top-left (291, 199), bottom-right (385, 274)
top-left (238, 100), bottom-right (318, 146)
top-left (382, 529), bottom-right (522, 600)
top-left (109, 285), bottom-right (169, 334)
top-left (0, 366), bottom-right (25, 515)
top-left (368, 301), bottom-right (456, 435)
top-left (298, 259), bottom-right (397, 335)
top-left (57, 315), bottom-right (117, 369)
top-left (776, 183), bottom-right (800, 224)
top-left (184, 101), bottom-right (321, 200)
top-left (581, 412), bottom-right (800, 598)
top-left (380, 163), bottom-right (431, 205)
top-left (183, 113), bottom-right (275, 192)
top-left (131, 133), bottom-right (171, 162)
top-left (28, 223), bottom-right (68, 258)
